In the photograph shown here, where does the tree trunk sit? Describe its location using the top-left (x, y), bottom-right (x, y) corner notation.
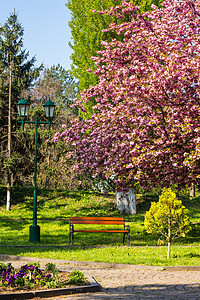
top-left (189, 183), bottom-right (195, 198)
top-left (167, 219), bottom-right (171, 258)
top-left (6, 172), bottom-right (11, 211)
top-left (6, 62), bottom-right (12, 211)
top-left (167, 239), bottom-right (171, 259)
top-left (115, 188), bottom-right (136, 215)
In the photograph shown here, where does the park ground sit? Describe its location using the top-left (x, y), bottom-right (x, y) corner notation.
top-left (0, 187), bottom-right (200, 266)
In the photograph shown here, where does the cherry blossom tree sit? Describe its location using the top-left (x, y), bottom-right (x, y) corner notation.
top-left (54, 0), bottom-right (200, 214)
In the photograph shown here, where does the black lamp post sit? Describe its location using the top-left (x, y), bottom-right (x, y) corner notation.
top-left (17, 97), bottom-right (55, 242)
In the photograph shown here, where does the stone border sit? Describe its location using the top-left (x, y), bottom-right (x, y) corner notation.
top-left (0, 278), bottom-right (100, 299)
top-left (0, 277), bottom-right (100, 299)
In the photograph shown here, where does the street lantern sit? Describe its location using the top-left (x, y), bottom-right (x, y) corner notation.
top-left (17, 98), bottom-right (30, 118)
top-left (43, 98), bottom-right (55, 120)
top-left (17, 97), bottom-right (55, 243)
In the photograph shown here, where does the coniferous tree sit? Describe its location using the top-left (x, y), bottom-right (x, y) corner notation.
top-left (0, 12), bottom-right (42, 209)
top-left (145, 188), bottom-right (191, 258)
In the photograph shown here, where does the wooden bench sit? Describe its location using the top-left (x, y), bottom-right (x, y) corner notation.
top-left (69, 216), bottom-right (130, 246)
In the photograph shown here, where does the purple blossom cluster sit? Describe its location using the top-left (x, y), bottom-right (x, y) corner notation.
top-left (0, 263), bottom-right (52, 288)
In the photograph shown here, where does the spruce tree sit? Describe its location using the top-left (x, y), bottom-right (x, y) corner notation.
top-left (0, 12), bottom-right (42, 210)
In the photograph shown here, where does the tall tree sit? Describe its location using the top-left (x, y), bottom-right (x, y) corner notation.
top-left (20, 65), bottom-right (79, 190)
top-left (66, 0), bottom-right (163, 197)
top-left (66, 0), bottom-right (161, 117)
top-left (67, 0), bottom-right (116, 92)
top-left (0, 12), bottom-right (42, 210)
top-left (54, 0), bottom-right (200, 213)
top-left (28, 64), bottom-right (78, 114)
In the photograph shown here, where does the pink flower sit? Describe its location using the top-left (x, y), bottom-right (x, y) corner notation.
top-left (53, 0), bottom-right (200, 190)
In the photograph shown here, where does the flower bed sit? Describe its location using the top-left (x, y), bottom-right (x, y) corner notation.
top-left (0, 262), bottom-right (88, 294)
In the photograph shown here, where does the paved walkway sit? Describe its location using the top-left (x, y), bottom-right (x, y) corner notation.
top-left (0, 255), bottom-right (200, 299)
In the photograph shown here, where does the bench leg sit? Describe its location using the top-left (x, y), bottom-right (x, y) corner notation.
top-left (69, 231), bottom-right (75, 245)
top-left (69, 225), bottom-right (74, 246)
top-left (123, 233), bottom-right (125, 245)
top-left (69, 231), bottom-right (71, 245)
top-left (128, 232), bottom-right (130, 246)
top-left (69, 232), bottom-right (75, 246)
top-left (123, 233), bottom-right (130, 245)
top-left (127, 225), bottom-right (130, 246)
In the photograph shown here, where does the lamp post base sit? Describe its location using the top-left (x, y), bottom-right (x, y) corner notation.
top-left (29, 225), bottom-right (40, 242)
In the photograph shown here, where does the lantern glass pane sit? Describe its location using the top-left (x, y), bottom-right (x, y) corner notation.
top-left (17, 104), bottom-right (21, 116)
top-left (25, 104), bottom-right (30, 116)
top-left (19, 105), bottom-right (27, 117)
top-left (44, 106), bottom-right (48, 118)
top-left (49, 106), bottom-right (55, 118)
top-left (21, 105), bottom-right (26, 117)
top-left (44, 105), bottom-right (55, 118)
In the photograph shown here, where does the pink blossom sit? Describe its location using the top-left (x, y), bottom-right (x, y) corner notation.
top-left (53, 0), bottom-right (200, 191)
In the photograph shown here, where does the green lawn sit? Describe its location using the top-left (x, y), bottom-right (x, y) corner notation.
top-left (0, 245), bottom-right (199, 267)
top-left (0, 187), bottom-right (199, 266)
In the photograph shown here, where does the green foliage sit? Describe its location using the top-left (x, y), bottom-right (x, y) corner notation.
top-left (45, 263), bottom-right (58, 279)
top-left (3, 154), bottom-right (19, 174)
top-left (68, 270), bottom-right (85, 285)
top-left (67, 0), bottom-right (164, 118)
top-left (144, 188), bottom-right (192, 257)
top-left (0, 11), bottom-right (42, 188)
top-left (11, 64), bottom-right (80, 191)
top-left (0, 11), bottom-right (42, 105)
top-left (67, 0), bottom-right (114, 91)
top-left (28, 261), bottom-right (40, 268)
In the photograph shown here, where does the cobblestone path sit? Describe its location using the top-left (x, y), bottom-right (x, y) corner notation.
top-left (1, 256), bottom-right (200, 299)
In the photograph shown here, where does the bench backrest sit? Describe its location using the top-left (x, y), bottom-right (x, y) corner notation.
top-left (69, 217), bottom-right (125, 225)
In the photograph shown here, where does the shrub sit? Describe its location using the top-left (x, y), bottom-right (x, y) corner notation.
top-left (68, 270), bottom-right (85, 285)
top-left (144, 188), bottom-right (191, 258)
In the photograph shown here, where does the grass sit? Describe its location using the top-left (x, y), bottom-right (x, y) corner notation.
top-left (0, 246), bottom-right (199, 267)
top-left (0, 186), bottom-right (199, 266)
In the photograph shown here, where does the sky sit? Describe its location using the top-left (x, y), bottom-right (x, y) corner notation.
top-left (0, 0), bottom-right (73, 70)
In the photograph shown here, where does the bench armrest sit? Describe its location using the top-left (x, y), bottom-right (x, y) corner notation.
top-left (69, 224), bottom-right (74, 232)
top-left (124, 224), bottom-right (130, 232)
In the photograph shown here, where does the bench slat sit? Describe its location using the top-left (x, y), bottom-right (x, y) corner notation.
top-left (70, 217), bottom-right (125, 225)
top-left (70, 217), bottom-right (125, 220)
top-left (71, 220), bottom-right (124, 225)
top-left (73, 230), bottom-right (129, 233)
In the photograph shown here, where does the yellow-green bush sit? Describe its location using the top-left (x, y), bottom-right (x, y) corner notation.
top-left (144, 188), bottom-right (191, 258)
